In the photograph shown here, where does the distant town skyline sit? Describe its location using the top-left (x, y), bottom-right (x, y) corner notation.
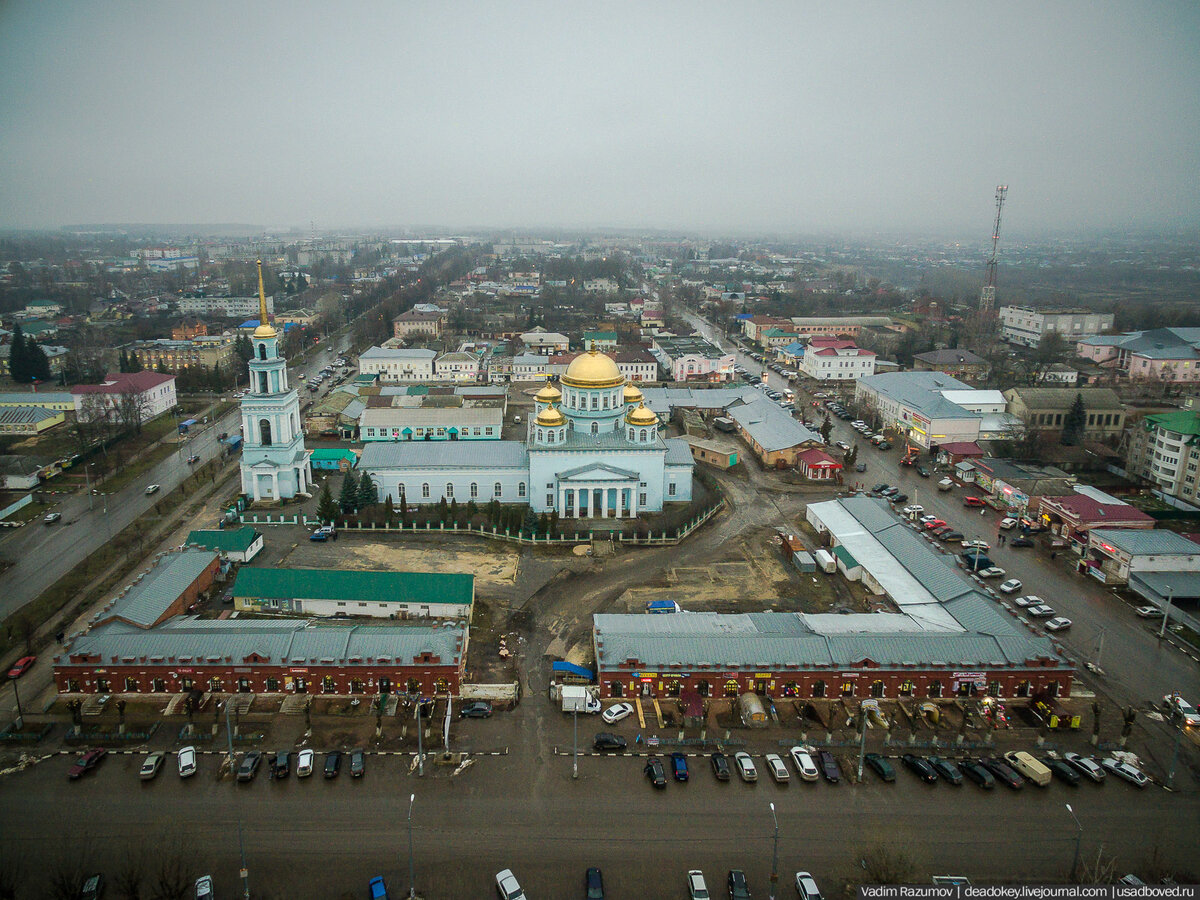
top-left (2, 2), bottom-right (1198, 234)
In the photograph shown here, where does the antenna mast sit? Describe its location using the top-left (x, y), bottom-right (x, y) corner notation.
top-left (978, 184), bottom-right (1007, 313)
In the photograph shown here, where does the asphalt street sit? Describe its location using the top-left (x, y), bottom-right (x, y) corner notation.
top-left (0, 337), bottom-right (349, 622)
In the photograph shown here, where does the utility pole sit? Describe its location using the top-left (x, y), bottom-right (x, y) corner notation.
top-left (10, 676), bottom-right (23, 730)
top-left (856, 705), bottom-right (867, 781)
top-left (1065, 803), bottom-right (1082, 883)
top-left (416, 701), bottom-right (424, 776)
top-left (572, 707), bottom-right (579, 779)
top-left (768, 802), bottom-right (779, 900)
top-left (407, 793), bottom-right (416, 899)
top-left (1159, 587), bottom-right (1174, 640)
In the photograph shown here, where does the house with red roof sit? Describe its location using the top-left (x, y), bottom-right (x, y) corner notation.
top-left (1037, 492), bottom-right (1154, 548)
top-left (798, 340), bottom-right (876, 381)
top-left (71, 371), bottom-right (177, 424)
top-left (796, 447), bottom-right (842, 481)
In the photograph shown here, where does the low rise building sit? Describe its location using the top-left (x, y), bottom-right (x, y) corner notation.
top-left (177, 294), bottom-right (274, 318)
top-left (726, 397), bottom-right (822, 468)
top-left (651, 336), bottom-right (735, 383)
top-left (359, 404), bottom-right (503, 442)
top-left (392, 307), bottom-right (445, 339)
top-left (789, 316), bottom-right (894, 338)
top-left (91, 549), bottom-right (221, 630)
top-left (685, 438), bottom-right (739, 469)
top-left (0, 405), bottom-right (64, 435)
top-left (583, 331), bottom-right (618, 351)
top-left (1037, 492), bottom-right (1154, 548)
top-left (434, 351), bottom-right (479, 383)
top-left (520, 329), bottom-right (570, 354)
top-left (1084, 528), bottom-right (1200, 589)
top-left (911, 348), bottom-right (990, 383)
top-left (0, 391), bottom-right (75, 412)
top-left (185, 526), bottom-right (264, 563)
top-left (1076, 328), bottom-right (1200, 383)
top-left (969, 458), bottom-right (1076, 513)
top-left (798, 340), bottom-right (876, 381)
top-left (126, 336), bottom-right (236, 373)
top-left (232, 567), bottom-right (474, 620)
top-left (854, 372), bottom-right (982, 449)
top-left (359, 348), bottom-right (437, 382)
top-left (796, 447), bottom-right (842, 480)
top-left (999, 306), bottom-right (1113, 348)
top-left (72, 371), bottom-right (177, 424)
top-left (1003, 387), bottom-right (1126, 441)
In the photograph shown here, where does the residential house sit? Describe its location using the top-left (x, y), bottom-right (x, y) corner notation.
top-left (912, 348), bottom-right (990, 383)
top-left (72, 371), bottom-right (177, 423)
top-left (1076, 328), bottom-right (1200, 383)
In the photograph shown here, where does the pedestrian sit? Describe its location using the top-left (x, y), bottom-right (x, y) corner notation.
top-left (635, 732), bottom-right (643, 745)
top-left (980, 507), bottom-right (986, 516)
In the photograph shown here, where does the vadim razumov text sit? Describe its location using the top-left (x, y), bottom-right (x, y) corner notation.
top-left (858, 887), bottom-right (1197, 900)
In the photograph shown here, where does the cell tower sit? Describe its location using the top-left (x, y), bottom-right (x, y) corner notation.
top-left (978, 184), bottom-right (1008, 314)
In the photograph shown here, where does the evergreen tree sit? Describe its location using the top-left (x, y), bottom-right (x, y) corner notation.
top-left (465, 499), bottom-right (478, 522)
top-left (845, 445), bottom-right (858, 470)
top-left (118, 349), bottom-right (130, 373)
top-left (339, 470), bottom-right (359, 512)
top-left (1061, 393), bottom-right (1086, 446)
top-left (537, 512), bottom-right (549, 534)
top-left (316, 481), bottom-right (339, 522)
top-left (236, 334), bottom-right (254, 363)
top-left (7, 325), bottom-right (27, 383)
top-left (356, 471), bottom-right (377, 509)
top-left (450, 497), bottom-right (460, 526)
top-left (437, 496), bottom-right (449, 523)
top-left (128, 352), bottom-right (143, 373)
top-left (522, 508), bottom-right (538, 534)
top-left (549, 510), bottom-right (559, 536)
top-left (820, 413), bottom-right (833, 445)
top-left (384, 495), bottom-right (395, 523)
top-left (26, 341), bottom-right (51, 382)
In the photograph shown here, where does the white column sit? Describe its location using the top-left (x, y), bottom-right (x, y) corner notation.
top-left (615, 488), bottom-right (622, 519)
top-left (600, 486), bottom-right (607, 518)
top-left (271, 472), bottom-right (279, 499)
top-left (629, 489), bottom-right (637, 517)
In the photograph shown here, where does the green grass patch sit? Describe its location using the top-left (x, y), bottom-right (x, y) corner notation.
top-left (97, 442), bottom-right (179, 493)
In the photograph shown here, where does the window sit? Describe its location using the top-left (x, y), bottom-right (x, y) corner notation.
top-left (590, 395), bottom-right (598, 410)
top-left (639, 492), bottom-right (647, 506)
top-left (470, 482), bottom-right (478, 498)
top-left (422, 483), bottom-right (430, 498)
top-left (668, 483), bottom-right (676, 496)
top-left (259, 418), bottom-right (272, 446)
top-left (537, 429), bottom-right (544, 442)
top-left (494, 482), bottom-right (502, 497)
top-left (518, 482), bottom-right (526, 498)
top-left (445, 483), bottom-right (454, 498)
top-left (547, 493), bottom-right (554, 506)
top-left (591, 423), bottom-right (598, 434)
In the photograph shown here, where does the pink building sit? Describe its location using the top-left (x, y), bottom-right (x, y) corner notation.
top-left (1076, 328), bottom-right (1200, 383)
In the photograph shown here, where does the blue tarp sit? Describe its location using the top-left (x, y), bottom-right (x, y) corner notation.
top-left (551, 661), bottom-right (594, 681)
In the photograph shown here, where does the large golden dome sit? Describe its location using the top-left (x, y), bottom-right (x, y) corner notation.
top-left (535, 382), bottom-right (562, 403)
top-left (626, 402), bottom-right (658, 427)
top-left (536, 405), bottom-right (566, 427)
top-left (562, 350), bottom-right (624, 388)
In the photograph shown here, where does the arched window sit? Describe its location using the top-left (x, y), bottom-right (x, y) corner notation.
top-left (628, 428), bottom-right (634, 441)
top-left (259, 418), bottom-right (272, 446)
top-left (591, 423), bottom-right (598, 434)
top-left (258, 343), bottom-right (267, 360)
top-left (494, 482), bottom-right (502, 497)
top-left (445, 483), bottom-right (454, 498)
top-left (518, 482), bottom-right (526, 498)
top-left (640, 429), bottom-right (647, 441)
top-left (421, 483), bottom-right (430, 498)
top-left (470, 483), bottom-right (478, 498)
top-left (259, 372), bottom-right (268, 393)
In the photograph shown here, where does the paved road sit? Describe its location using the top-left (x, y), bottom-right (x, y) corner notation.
top-left (0, 337), bottom-right (350, 623)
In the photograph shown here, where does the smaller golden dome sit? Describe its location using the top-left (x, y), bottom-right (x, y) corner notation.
top-left (626, 402), bottom-right (658, 427)
top-left (536, 405), bottom-right (566, 427)
top-left (623, 383), bottom-right (644, 404)
top-left (535, 382), bottom-right (562, 403)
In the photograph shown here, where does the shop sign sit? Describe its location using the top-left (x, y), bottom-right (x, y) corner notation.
top-left (177, 668), bottom-right (193, 674)
top-left (289, 668), bottom-right (309, 674)
top-left (839, 673), bottom-right (860, 678)
top-left (754, 673), bottom-right (771, 679)
top-left (632, 672), bottom-right (657, 680)
top-left (93, 669), bottom-right (107, 674)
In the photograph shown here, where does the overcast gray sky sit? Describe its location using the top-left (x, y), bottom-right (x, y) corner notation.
top-left (2, 1), bottom-right (1197, 235)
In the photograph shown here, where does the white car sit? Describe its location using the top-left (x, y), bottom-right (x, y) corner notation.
top-left (919, 515), bottom-right (940, 525)
top-left (1163, 693), bottom-right (1200, 728)
top-left (835, 441), bottom-right (851, 451)
top-left (1134, 605), bottom-right (1164, 619)
top-left (177, 746), bottom-right (197, 778)
top-left (788, 746), bottom-right (820, 781)
top-left (1012, 595), bottom-right (1042, 608)
top-left (601, 702), bottom-right (635, 724)
top-left (1063, 752), bottom-right (1105, 782)
top-left (139, 751), bottom-right (165, 780)
top-left (998, 579), bottom-right (1022, 594)
top-left (1044, 617), bottom-right (1072, 631)
top-left (795, 872), bottom-right (823, 900)
top-left (977, 567), bottom-right (1005, 579)
top-left (1026, 604), bottom-right (1055, 618)
top-left (999, 517), bottom-right (1018, 529)
top-left (961, 540), bottom-right (990, 551)
top-left (687, 870), bottom-right (710, 900)
top-left (734, 752), bottom-right (758, 782)
top-left (145, 484), bottom-right (161, 495)
top-left (1101, 757), bottom-right (1149, 788)
top-left (902, 505), bottom-right (925, 516)
top-left (296, 748), bottom-right (315, 777)
top-left (764, 753), bottom-right (790, 782)
top-left (496, 869), bottom-right (526, 900)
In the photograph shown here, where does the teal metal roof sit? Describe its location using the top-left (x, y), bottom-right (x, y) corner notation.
top-left (233, 567), bottom-right (474, 607)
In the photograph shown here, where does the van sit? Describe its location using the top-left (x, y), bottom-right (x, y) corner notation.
top-left (1003, 750), bottom-right (1051, 787)
top-left (937, 478), bottom-right (954, 492)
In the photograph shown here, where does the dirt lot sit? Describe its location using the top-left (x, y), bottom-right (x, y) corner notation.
top-left (283, 536), bottom-right (521, 587)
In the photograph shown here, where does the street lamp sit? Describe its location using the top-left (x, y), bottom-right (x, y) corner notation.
top-left (9, 675), bottom-right (23, 730)
top-left (1159, 586), bottom-right (1174, 640)
top-left (1065, 803), bottom-right (1082, 882)
top-left (572, 706), bottom-right (579, 779)
top-left (407, 793), bottom-right (416, 899)
top-left (769, 802), bottom-right (779, 900)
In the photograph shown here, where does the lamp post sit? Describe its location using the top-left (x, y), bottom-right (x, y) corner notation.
top-left (407, 793), bottom-right (416, 899)
top-left (85, 463), bottom-right (94, 510)
top-left (769, 802), bottom-right (779, 900)
top-left (10, 675), bottom-right (23, 730)
top-left (1065, 803), bottom-right (1082, 882)
top-left (1159, 586), bottom-right (1174, 640)
top-left (572, 707), bottom-right (579, 779)
top-left (416, 700), bottom-right (424, 776)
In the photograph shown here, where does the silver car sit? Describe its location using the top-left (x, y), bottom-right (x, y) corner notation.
top-left (734, 752), bottom-right (758, 782)
top-left (1062, 752), bottom-right (1105, 782)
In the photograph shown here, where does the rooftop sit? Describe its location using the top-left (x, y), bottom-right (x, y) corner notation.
top-left (359, 440), bottom-right (529, 470)
top-left (727, 397), bottom-right (821, 452)
top-left (1005, 387), bottom-right (1125, 411)
top-left (101, 549), bottom-right (218, 629)
top-left (232, 567), bottom-right (474, 607)
top-left (913, 348), bottom-right (987, 366)
top-left (1089, 528), bottom-right (1200, 556)
top-left (1142, 410), bottom-right (1200, 437)
top-left (185, 527), bottom-right (260, 554)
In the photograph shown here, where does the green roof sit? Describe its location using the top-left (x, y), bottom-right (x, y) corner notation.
top-left (585, 331), bottom-right (617, 341)
top-left (310, 449), bottom-right (357, 462)
top-left (232, 567), bottom-right (474, 606)
top-left (1144, 410), bottom-right (1200, 437)
top-left (186, 526), bottom-right (260, 553)
top-left (833, 545), bottom-right (858, 568)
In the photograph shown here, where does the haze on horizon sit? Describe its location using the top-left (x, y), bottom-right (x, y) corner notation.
top-left (1, 1), bottom-right (1198, 238)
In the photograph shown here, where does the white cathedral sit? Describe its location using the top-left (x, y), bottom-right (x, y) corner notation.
top-left (359, 350), bottom-right (694, 518)
top-left (239, 261), bottom-right (313, 502)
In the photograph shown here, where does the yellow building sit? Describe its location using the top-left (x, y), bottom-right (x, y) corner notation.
top-left (128, 336), bottom-right (236, 372)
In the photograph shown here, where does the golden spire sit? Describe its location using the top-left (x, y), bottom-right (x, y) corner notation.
top-left (252, 259), bottom-right (277, 339)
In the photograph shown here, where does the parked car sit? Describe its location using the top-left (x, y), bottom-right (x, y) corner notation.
top-left (368, 875), bottom-right (388, 900)
top-left (980, 757), bottom-right (1024, 789)
top-left (928, 757), bottom-right (963, 785)
top-left (939, 531), bottom-right (964, 542)
top-left (195, 875), bottom-right (214, 900)
top-left (923, 519), bottom-right (947, 530)
top-left (788, 746), bottom-right (819, 781)
top-left (601, 702), bottom-right (634, 724)
top-left (999, 517), bottom-right (1018, 529)
top-left (593, 733), bottom-right (627, 752)
top-left (670, 752), bottom-right (690, 782)
top-left (687, 870), bottom-right (710, 900)
top-left (999, 579), bottom-right (1022, 594)
top-left (139, 751), bottom-right (165, 781)
top-left (460, 701), bottom-right (493, 718)
top-left (585, 866), bottom-right (605, 900)
top-left (177, 746), bottom-right (198, 778)
top-left (236, 750), bottom-right (262, 782)
top-left (902, 505), bottom-right (924, 516)
top-left (728, 869), bottom-right (752, 900)
top-left (43, 512), bottom-right (61, 524)
top-left (350, 747), bottom-right (365, 777)
top-left (324, 750), bottom-right (342, 778)
top-left (960, 540), bottom-right (990, 551)
top-left (1134, 605), bottom-right (1164, 619)
top-left (1025, 604), bottom-right (1055, 617)
top-left (916, 465), bottom-right (930, 477)
top-left (795, 872), bottom-right (823, 900)
top-left (864, 753), bottom-right (895, 782)
top-left (900, 754), bottom-right (938, 784)
top-left (855, 462), bottom-right (867, 472)
top-left (1009, 537), bottom-right (1035, 548)
top-left (890, 492), bottom-right (907, 503)
top-left (963, 496), bottom-right (986, 507)
top-left (817, 750), bottom-right (841, 784)
top-left (1101, 757), bottom-right (1149, 787)
top-left (711, 752), bottom-right (731, 781)
top-left (977, 567), bottom-right (1006, 579)
top-left (1063, 752), bottom-right (1106, 782)
top-left (1043, 757), bottom-right (1081, 786)
top-left (644, 757), bottom-right (667, 788)
top-left (296, 748), bottom-right (315, 777)
top-left (144, 484), bottom-right (160, 495)
top-left (6, 655), bottom-right (36, 679)
top-left (734, 752), bottom-right (758, 782)
top-left (1044, 617), bottom-right (1072, 631)
top-left (1013, 595), bottom-right (1042, 608)
top-left (69, 748), bottom-right (107, 780)
top-left (496, 869), bottom-right (526, 900)
top-left (871, 483), bottom-right (890, 494)
top-left (765, 753), bottom-right (790, 782)
top-left (960, 760), bottom-right (995, 789)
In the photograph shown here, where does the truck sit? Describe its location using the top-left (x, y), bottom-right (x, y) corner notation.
top-left (814, 548), bottom-right (837, 573)
top-left (560, 685), bottom-right (601, 714)
top-left (646, 600), bottom-right (681, 614)
top-left (937, 477), bottom-right (955, 491)
top-left (1003, 750), bottom-right (1052, 787)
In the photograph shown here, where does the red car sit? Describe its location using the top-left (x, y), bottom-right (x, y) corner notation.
top-left (923, 519), bottom-right (947, 530)
top-left (963, 496), bottom-right (986, 508)
top-left (6, 655), bottom-right (35, 679)
top-left (68, 748), bottom-right (107, 780)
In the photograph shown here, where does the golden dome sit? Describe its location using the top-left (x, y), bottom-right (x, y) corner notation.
top-left (626, 402), bottom-right (658, 427)
top-left (561, 350), bottom-right (624, 388)
top-left (535, 382), bottom-right (562, 403)
top-left (536, 405), bottom-right (566, 427)
top-left (623, 383), bottom-right (644, 404)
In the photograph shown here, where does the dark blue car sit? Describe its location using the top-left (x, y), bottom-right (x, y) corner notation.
top-left (670, 752), bottom-right (689, 782)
